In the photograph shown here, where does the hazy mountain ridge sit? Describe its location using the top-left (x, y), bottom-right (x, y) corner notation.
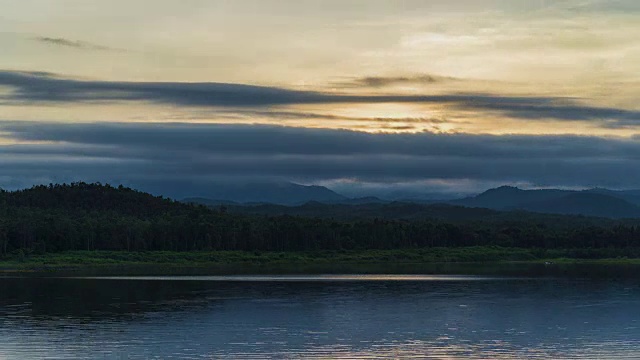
top-left (186, 184), bottom-right (640, 219)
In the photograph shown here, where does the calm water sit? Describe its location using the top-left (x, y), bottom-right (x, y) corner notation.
top-left (1, 274), bottom-right (640, 359)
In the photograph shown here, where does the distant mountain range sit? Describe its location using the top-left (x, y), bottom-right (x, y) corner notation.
top-left (184, 183), bottom-right (640, 219)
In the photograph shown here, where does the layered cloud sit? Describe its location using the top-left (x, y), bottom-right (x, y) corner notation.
top-left (2, 121), bottom-right (640, 196)
top-left (1, 71), bottom-right (638, 130)
top-left (334, 74), bottom-right (455, 88)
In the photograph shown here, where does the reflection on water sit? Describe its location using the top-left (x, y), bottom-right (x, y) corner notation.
top-left (1, 275), bottom-right (640, 359)
top-left (75, 274), bottom-right (500, 281)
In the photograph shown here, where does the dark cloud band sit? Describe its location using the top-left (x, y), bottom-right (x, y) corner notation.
top-left (0, 70), bottom-right (638, 127)
top-left (2, 122), bottom-right (640, 195)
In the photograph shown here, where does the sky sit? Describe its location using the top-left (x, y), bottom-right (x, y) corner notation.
top-left (1, 0), bottom-right (639, 197)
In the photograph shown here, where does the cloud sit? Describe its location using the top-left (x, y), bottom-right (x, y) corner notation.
top-left (450, 95), bottom-right (640, 126)
top-left (0, 70), bottom-right (331, 106)
top-left (0, 70), bottom-right (638, 127)
top-left (234, 110), bottom-right (452, 124)
top-left (5, 121), bottom-right (634, 158)
top-left (335, 74), bottom-right (456, 88)
top-left (2, 121), bottom-right (640, 196)
top-left (33, 37), bottom-right (117, 51)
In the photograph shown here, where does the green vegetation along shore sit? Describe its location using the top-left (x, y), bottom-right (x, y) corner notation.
top-left (3, 248), bottom-right (640, 276)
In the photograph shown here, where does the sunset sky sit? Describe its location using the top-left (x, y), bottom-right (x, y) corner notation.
top-left (1, 0), bottom-right (639, 197)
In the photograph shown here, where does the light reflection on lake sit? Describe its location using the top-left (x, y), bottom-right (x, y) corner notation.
top-left (73, 274), bottom-right (501, 281)
top-left (1, 274), bottom-right (640, 359)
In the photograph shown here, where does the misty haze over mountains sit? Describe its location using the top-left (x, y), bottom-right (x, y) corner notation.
top-left (179, 181), bottom-right (640, 219)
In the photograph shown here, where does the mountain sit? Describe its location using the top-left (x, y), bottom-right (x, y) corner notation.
top-left (336, 196), bottom-right (388, 205)
top-left (455, 186), bottom-right (640, 218)
top-left (181, 181), bottom-right (346, 205)
top-left (453, 186), bottom-right (571, 209)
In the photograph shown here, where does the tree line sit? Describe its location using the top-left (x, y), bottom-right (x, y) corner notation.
top-left (1, 183), bottom-right (640, 256)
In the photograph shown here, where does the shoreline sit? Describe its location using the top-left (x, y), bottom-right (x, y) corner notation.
top-left (2, 248), bottom-right (640, 277)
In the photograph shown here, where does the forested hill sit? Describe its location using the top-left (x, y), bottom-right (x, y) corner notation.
top-left (227, 202), bottom-right (503, 221)
top-left (1, 183), bottom-right (189, 217)
top-left (1, 183), bottom-right (640, 256)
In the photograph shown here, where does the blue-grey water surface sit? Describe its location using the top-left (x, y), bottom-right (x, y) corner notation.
top-left (1, 274), bottom-right (640, 359)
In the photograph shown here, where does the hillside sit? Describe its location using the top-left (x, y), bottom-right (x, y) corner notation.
top-left (455, 186), bottom-right (640, 218)
top-left (585, 188), bottom-right (640, 206)
top-left (229, 201), bottom-right (504, 221)
top-left (524, 193), bottom-right (640, 218)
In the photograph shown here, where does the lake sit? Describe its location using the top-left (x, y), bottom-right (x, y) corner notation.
top-left (1, 274), bottom-right (640, 359)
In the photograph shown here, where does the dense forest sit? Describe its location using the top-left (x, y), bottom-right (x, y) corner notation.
top-left (1, 183), bottom-right (640, 256)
